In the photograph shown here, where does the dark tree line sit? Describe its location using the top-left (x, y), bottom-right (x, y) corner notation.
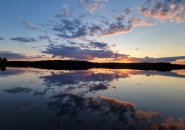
top-left (1, 58), bottom-right (185, 71)
top-left (4, 60), bottom-right (185, 71)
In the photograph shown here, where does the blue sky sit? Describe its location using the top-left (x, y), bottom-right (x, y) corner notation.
top-left (0, 0), bottom-right (185, 63)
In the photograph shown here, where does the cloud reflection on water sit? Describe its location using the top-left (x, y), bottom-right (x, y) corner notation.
top-left (48, 93), bottom-right (185, 130)
top-left (0, 68), bottom-right (25, 77)
top-left (1, 68), bottom-right (185, 130)
top-left (4, 87), bottom-right (32, 94)
top-left (38, 69), bottom-right (185, 95)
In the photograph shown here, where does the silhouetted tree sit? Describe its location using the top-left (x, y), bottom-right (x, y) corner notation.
top-left (0, 57), bottom-right (7, 66)
top-left (2, 58), bottom-right (7, 62)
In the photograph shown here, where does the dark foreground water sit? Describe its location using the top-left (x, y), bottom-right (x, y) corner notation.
top-left (0, 68), bottom-right (185, 130)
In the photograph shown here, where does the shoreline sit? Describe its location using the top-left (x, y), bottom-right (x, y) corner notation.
top-left (1, 60), bottom-right (185, 71)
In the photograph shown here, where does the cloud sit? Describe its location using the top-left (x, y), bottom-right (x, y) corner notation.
top-left (122, 8), bottom-right (132, 17)
top-left (54, 19), bottom-right (88, 38)
top-left (90, 41), bottom-right (109, 49)
top-left (133, 56), bottom-right (185, 63)
top-left (113, 8), bottom-right (132, 21)
top-left (67, 0), bottom-right (184, 38)
top-left (80, 0), bottom-right (108, 12)
top-left (53, 17), bottom-right (132, 38)
top-left (139, 0), bottom-right (185, 23)
top-left (101, 22), bottom-right (132, 37)
top-left (10, 37), bottom-right (37, 43)
top-left (55, 6), bottom-right (72, 18)
top-left (21, 19), bottom-right (39, 30)
top-left (39, 35), bottom-right (55, 43)
top-left (52, 5), bottom-right (156, 39)
top-left (0, 51), bottom-right (28, 60)
top-left (89, 24), bottom-right (103, 36)
top-left (53, 5), bottom-right (155, 38)
top-left (0, 37), bottom-right (5, 40)
top-left (129, 17), bottom-right (154, 27)
top-left (99, 15), bottom-right (154, 36)
top-left (42, 43), bottom-right (128, 60)
top-left (53, 0), bottom-right (184, 39)
top-left (87, 2), bottom-right (103, 12)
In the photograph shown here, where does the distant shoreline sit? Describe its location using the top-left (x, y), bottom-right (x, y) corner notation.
top-left (1, 60), bottom-right (185, 71)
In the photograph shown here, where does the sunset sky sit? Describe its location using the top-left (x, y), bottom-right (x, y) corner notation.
top-left (0, 0), bottom-right (185, 63)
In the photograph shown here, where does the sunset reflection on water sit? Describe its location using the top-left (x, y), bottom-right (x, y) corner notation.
top-left (0, 68), bottom-right (185, 130)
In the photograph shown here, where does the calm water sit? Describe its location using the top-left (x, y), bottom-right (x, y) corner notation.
top-left (0, 68), bottom-right (185, 130)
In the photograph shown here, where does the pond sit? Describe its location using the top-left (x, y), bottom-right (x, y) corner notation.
top-left (0, 68), bottom-right (185, 130)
